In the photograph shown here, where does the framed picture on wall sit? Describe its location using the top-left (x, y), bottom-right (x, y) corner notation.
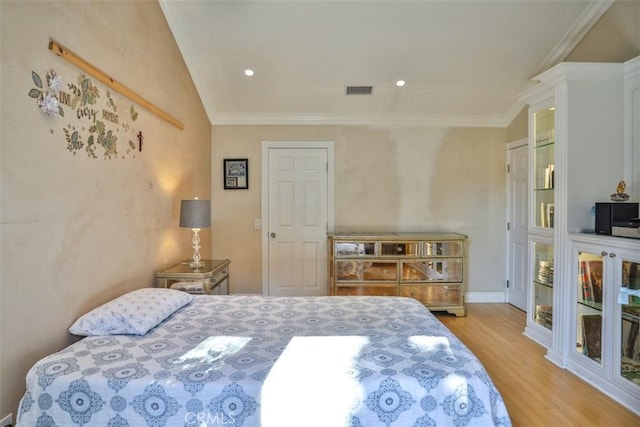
top-left (224, 158), bottom-right (248, 189)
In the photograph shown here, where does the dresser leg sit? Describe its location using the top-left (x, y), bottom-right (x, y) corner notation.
top-left (447, 307), bottom-right (467, 317)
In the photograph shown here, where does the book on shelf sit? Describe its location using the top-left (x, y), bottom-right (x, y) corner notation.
top-left (546, 203), bottom-right (554, 228)
top-left (579, 259), bottom-right (603, 304)
top-left (537, 260), bottom-right (553, 285)
top-left (588, 260), bottom-right (603, 303)
top-left (543, 164), bottom-right (555, 189)
top-left (580, 260), bottom-right (593, 303)
top-left (538, 202), bottom-right (554, 228)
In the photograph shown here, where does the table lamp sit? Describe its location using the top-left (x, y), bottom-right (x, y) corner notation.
top-left (179, 198), bottom-right (211, 268)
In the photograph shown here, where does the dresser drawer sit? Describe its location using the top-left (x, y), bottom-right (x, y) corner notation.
top-left (334, 241), bottom-right (376, 256)
top-left (335, 285), bottom-right (398, 297)
top-left (400, 284), bottom-right (462, 306)
top-left (423, 240), bottom-right (464, 256)
top-left (335, 260), bottom-right (398, 281)
top-left (401, 259), bottom-right (462, 282)
top-left (380, 242), bottom-right (420, 257)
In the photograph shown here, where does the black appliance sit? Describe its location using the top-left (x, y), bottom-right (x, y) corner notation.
top-left (595, 202), bottom-right (639, 235)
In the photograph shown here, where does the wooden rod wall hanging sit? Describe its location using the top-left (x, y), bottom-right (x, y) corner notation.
top-left (49, 39), bottom-right (184, 130)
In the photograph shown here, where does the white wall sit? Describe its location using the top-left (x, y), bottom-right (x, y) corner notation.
top-left (0, 1), bottom-right (211, 416)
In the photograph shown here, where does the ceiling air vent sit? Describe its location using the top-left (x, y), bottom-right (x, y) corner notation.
top-left (345, 85), bottom-right (374, 95)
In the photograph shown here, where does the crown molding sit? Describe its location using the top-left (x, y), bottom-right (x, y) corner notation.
top-left (210, 113), bottom-right (508, 128)
top-left (533, 0), bottom-right (614, 74)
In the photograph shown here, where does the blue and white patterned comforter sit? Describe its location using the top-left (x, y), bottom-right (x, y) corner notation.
top-left (18, 296), bottom-right (511, 426)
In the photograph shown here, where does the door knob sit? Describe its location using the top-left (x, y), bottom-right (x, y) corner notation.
top-left (270, 232), bottom-right (277, 238)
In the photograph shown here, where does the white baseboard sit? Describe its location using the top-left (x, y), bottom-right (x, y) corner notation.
top-left (0, 413), bottom-right (13, 427)
top-left (464, 291), bottom-right (506, 303)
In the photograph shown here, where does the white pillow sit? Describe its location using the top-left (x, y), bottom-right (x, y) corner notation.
top-left (69, 288), bottom-right (194, 336)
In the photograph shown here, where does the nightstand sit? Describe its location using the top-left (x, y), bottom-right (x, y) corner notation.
top-left (157, 259), bottom-right (230, 295)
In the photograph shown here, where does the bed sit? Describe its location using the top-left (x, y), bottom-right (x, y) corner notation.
top-left (18, 289), bottom-right (511, 426)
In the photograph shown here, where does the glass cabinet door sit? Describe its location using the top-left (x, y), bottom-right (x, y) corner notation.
top-left (620, 259), bottom-right (640, 388)
top-left (533, 107), bottom-right (555, 229)
top-left (576, 251), bottom-right (604, 363)
top-left (533, 241), bottom-right (554, 330)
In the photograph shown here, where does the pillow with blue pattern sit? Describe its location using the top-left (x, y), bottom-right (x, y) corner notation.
top-left (69, 288), bottom-right (194, 336)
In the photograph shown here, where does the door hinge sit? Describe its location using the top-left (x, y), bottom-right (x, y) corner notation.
top-left (506, 280), bottom-right (510, 289)
top-left (507, 222), bottom-right (510, 231)
top-left (507, 164), bottom-right (510, 173)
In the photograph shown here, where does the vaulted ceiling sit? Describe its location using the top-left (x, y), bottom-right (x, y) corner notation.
top-left (159, 0), bottom-right (613, 127)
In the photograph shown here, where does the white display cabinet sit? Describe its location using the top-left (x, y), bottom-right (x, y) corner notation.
top-left (520, 57), bottom-right (640, 415)
top-left (569, 234), bottom-right (640, 414)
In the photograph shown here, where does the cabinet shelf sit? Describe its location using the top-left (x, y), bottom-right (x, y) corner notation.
top-left (622, 305), bottom-right (640, 323)
top-left (534, 140), bottom-right (555, 149)
top-left (577, 299), bottom-right (603, 312)
top-left (534, 279), bottom-right (553, 289)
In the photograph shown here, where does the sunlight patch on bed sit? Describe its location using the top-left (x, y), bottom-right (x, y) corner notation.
top-left (175, 336), bottom-right (251, 365)
top-left (408, 335), bottom-right (450, 352)
top-left (262, 336), bottom-right (369, 426)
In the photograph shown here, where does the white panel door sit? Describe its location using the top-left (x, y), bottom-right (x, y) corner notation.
top-left (267, 148), bottom-right (328, 296)
top-left (507, 142), bottom-right (528, 311)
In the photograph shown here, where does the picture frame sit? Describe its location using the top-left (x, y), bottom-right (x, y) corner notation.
top-left (223, 158), bottom-right (248, 189)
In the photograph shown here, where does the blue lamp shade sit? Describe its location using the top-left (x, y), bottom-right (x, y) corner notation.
top-left (179, 199), bottom-right (211, 229)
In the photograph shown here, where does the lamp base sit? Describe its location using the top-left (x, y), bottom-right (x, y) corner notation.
top-left (189, 228), bottom-right (203, 269)
top-left (189, 260), bottom-right (205, 269)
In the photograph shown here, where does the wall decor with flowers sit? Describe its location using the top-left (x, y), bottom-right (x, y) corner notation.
top-left (28, 69), bottom-right (140, 159)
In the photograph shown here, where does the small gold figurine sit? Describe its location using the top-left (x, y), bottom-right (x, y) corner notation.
top-left (611, 180), bottom-right (630, 201)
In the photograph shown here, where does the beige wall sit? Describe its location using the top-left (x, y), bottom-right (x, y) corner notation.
top-left (506, 0), bottom-right (640, 129)
top-left (212, 125), bottom-right (507, 295)
top-left (506, 108), bottom-right (528, 142)
top-left (0, 1), bottom-right (211, 416)
top-left (566, 0), bottom-right (640, 63)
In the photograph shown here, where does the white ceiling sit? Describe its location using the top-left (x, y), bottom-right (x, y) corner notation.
top-left (159, 0), bottom-right (613, 127)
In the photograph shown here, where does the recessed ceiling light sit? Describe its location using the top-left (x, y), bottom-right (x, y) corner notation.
top-left (396, 80), bottom-right (406, 87)
top-left (244, 69), bottom-right (254, 77)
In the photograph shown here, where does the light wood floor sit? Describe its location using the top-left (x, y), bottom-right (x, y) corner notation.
top-left (434, 304), bottom-right (640, 427)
